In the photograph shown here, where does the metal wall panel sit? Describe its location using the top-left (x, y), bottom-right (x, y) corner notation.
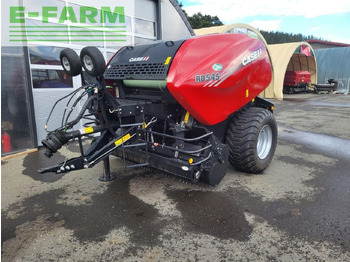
top-left (314, 47), bottom-right (350, 93)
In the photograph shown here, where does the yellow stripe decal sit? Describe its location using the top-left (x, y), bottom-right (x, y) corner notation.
top-left (184, 111), bottom-right (190, 124)
top-left (84, 127), bottom-right (94, 134)
top-left (79, 126), bottom-right (94, 135)
top-left (165, 57), bottom-right (172, 65)
top-left (114, 133), bottom-right (131, 146)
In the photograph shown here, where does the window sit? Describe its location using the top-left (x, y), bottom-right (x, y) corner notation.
top-left (32, 69), bottom-right (73, 88)
top-left (134, 18), bottom-right (155, 37)
top-left (1, 47), bottom-right (35, 153)
top-left (29, 46), bottom-right (64, 65)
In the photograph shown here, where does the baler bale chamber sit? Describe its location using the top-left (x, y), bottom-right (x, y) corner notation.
top-left (39, 33), bottom-right (278, 186)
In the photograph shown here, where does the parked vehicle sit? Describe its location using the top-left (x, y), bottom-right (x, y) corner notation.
top-left (313, 79), bottom-right (338, 93)
top-left (283, 70), bottom-right (311, 94)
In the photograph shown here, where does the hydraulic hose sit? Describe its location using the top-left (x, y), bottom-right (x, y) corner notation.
top-left (45, 84), bottom-right (94, 132)
top-left (45, 88), bottom-right (82, 132)
top-left (63, 94), bottom-right (98, 130)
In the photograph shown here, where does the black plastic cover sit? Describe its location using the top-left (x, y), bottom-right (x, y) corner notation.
top-left (104, 40), bottom-right (185, 80)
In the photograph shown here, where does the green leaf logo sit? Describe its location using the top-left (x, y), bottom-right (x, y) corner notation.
top-left (212, 63), bottom-right (223, 71)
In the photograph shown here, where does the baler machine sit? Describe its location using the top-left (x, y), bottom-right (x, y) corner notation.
top-left (39, 34), bottom-right (278, 185)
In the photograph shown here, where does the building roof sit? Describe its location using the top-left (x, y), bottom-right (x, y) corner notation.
top-left (307, 39), bottom-right (350, 47)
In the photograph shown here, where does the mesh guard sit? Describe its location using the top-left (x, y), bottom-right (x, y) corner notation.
top-left (104, 63), bottom-right (167, 80)
top-left (104, 40), bottom-right (185, 81)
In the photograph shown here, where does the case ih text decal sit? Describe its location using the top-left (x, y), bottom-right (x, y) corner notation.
top-left (242, 48), bottom-right (263, 66)
top-left (129, 56), bottom-right (150, 62)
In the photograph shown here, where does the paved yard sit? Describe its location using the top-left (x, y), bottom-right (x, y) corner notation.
top-left (2, 94), bottom-right (350, 261)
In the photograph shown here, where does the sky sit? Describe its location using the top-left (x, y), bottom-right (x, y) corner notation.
top-left (180, 0), bottom-right (350, 44)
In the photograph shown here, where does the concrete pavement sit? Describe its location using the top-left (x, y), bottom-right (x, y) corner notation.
top-left (2, 93), bottom-right (350, 261)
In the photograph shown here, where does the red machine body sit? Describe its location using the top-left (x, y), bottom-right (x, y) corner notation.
top-left (167, 34), bottom-right (272, 125)
top-left (283, 71), bottom-right (311, 87)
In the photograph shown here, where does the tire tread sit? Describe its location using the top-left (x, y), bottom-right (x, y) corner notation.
top-left (226, 107), bottom-right (277, 173)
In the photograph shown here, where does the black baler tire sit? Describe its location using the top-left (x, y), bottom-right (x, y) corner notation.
top-left (226, 107), bottom-right (277, 173)
top-left (80, 46), bottom-right (106, 77)
top-left (60, 48), bottom-right (82, 76)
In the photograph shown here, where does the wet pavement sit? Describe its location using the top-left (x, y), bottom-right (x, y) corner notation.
top-left (2, 94), bottom-right (350, 261)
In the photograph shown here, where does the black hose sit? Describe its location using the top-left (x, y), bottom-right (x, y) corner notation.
top-left (45, 88), bottom-right (82, 132)
top-left (63, 94), bottom-right (98, 130)
top-left (45, 85), bottom-right (93, 132)
top-left (61, 89), bottom-right (90, 126)
top-left (64, 90), bottom-right (88, 126)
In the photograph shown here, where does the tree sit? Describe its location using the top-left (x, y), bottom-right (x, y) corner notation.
top-left (187, 12), bottom-right (223, 29)
top-left (260, 30), bottom-right (327, 44)
top-left (176, 1), bottom-right (223, 29)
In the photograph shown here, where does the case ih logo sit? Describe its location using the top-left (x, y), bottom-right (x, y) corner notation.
top-left (129, 56), bottom-right (150, 62)
top-left (242, 49), bottom-right (263, 66)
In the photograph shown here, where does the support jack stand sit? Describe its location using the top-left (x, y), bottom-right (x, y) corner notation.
top-left (99, 157), bottom-right (116, 182)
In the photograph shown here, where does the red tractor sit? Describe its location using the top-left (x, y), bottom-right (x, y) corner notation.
top-left (39, 33), bottom-right (277, 185)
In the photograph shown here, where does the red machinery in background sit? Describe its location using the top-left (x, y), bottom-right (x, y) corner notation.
top-left (283, 71), bottom-right (311, 94)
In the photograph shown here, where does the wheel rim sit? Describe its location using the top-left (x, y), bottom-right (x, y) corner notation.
top-left (62, 57), bottom-right (71, 71)
top-left (83, 55), bottom-right (93, 71)
top-left (257, 125), bottom-right (273, 160)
